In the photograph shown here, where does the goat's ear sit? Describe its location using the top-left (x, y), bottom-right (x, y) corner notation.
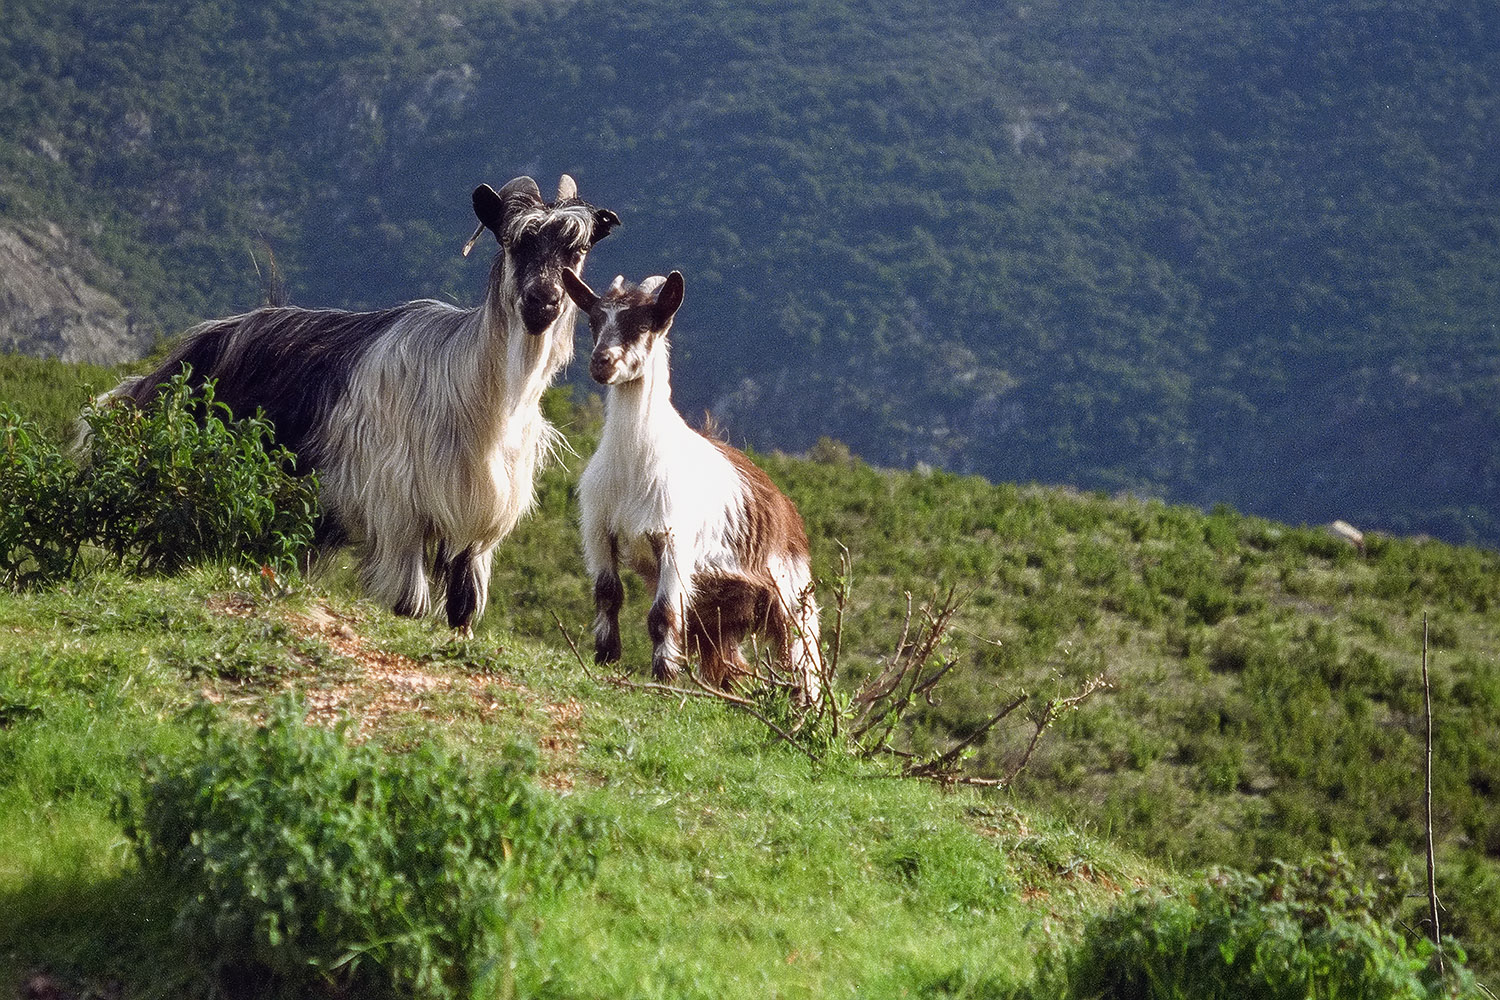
top-left (463, 184), bottom-right (506, 256)
top-left (472, 184), bottom-right (505, 233)
top-left (654, 271), bottom-right (685, 326)
top-left (589, 208), bottom-right (621, 247)
top-left (561, 268), bottom-right (598, 312)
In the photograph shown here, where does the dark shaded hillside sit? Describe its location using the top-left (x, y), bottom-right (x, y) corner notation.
top-left (2, 0), bottom-right (1498, 543)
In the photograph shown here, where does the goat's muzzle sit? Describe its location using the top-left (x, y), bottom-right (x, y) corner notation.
top-left (589, 348), bottom-right (624, 385)
top-left (521, 289), bottom-right (563, 335)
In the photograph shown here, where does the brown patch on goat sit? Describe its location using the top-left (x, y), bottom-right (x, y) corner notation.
top-left (684, 571), bottom-right (792, 688)
top-left (712, 439), bottom-right (812, 567)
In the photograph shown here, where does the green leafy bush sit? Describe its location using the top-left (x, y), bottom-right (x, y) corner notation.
top-left (1042, 852), bottom-right (1474, 1000)
top-left (123, 699), bottom-right (602, 999)
top-left (0, 370), bottom-right (317, 586)
top-left (0, 411), bottom-right (83, 586)
top-left (80, 371), bottom-right (317, 573)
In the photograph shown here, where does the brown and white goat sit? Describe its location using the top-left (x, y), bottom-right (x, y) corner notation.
top-left (562, 268), bottom-right (822, 701)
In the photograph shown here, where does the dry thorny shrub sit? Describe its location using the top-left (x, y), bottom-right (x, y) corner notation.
top-left (554, 547), bottom-right (1111, 788)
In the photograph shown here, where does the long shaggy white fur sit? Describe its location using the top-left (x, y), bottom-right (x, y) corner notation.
top-left (316, 295), bottom-right (569, 622)
top-left (96, 175), bottom-right (619, 633)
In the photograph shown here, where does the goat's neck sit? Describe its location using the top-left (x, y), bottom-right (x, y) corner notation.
top-left (601, 346), bottom-right (688, 462)
top-left (479, 293), bottom-right (575, 421)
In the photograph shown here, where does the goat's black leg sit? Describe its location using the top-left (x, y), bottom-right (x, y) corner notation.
top-left (444, 544), bottom-right (491, 634)
top-left (647, 596), bottom-right (680, 680)
top-left (647, 534), bottom-right (688, 681)
top-left (592, 569), bottom-right (624, 664)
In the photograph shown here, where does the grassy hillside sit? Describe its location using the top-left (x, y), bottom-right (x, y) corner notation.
top-left (496, 399), bottom-right (1500, 978)
top-left (0, 353), bottom-right (120, 441)
top-left (1, 360), bottom-right (1493, 995)
top-left (756, 449), bottom-right (1500, 970)
top-left (3, 0), bottom-right (1499, 545)
top-left (1, 566), bottom-right (1167, 998)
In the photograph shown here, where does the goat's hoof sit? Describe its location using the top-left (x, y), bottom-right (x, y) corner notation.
top-left (451, 624), bottom-right (475, 641)
top-left (594, 636), bottom-right (622, 664)
top-left (651, 651), bottom-right (681, 682)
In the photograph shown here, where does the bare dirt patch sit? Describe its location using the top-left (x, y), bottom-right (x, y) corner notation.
top-left (537, 696), bottom-right (586, 791)
top-left (203, 594), bottom-right (586, 785)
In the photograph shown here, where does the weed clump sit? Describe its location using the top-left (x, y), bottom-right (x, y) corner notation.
top-left (1041, 851), bottom-right (1473, 999)
top-left (122, 698), bottom-right (602, 999)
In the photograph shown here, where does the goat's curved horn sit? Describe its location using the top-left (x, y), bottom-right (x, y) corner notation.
top-left (497, 176), bottom-right (544, 204)
top-left (555, 174), bottom-right (578, 202)
top-left (561, 267), bottom-right (599, 311)
top-left (461, 221), bottom-right (487, 258)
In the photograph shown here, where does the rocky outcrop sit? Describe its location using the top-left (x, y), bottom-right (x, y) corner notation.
top-left (0, 223), bottom-right (147, 365)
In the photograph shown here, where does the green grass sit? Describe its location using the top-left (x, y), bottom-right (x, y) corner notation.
top-left (525, 723), bottom-right (1029, 996)
top-left (0, 571), bottom-right (229, 996)
top-left (1, 361), bottom-right (1491, 995)
top-left (0, 566), bottom-right (1155, 998)
top-left (0, 352), bottom-right (121, 442)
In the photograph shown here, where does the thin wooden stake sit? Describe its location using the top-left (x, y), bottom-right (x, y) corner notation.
top-left (1422, 613), bottom-right (1445, 975)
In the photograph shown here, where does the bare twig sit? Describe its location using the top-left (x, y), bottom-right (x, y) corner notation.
top-left (849, 587), bottom-right (965, 746)
top-left (850, 593), bottom-right (917, 716)
top-left (621, 675), bottom-right (748, 704)
top-left (1422, 613), bottom-right (1445, 975)
top-left (911, 656), bottom-right (962, 704)
top-left (549, 609), bottom-right (602, 684)
top-left (584, 653), bottom-right (821, 763)
top-left (1004, 673), bottom-right (1112, 787)
top-left (824, 544), bottom-right (852, 742)
top-left (901, 693), bottom-right (1029, 785)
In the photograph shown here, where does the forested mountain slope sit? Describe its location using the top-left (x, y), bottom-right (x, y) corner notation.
top-left (2, 0), bottom-right (1497, 543)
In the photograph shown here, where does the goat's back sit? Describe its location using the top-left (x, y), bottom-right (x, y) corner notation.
top-left (709, 438), bottom-right (812, 566)
top-left (581, 417), bottom-right (811, 579)
top-left (117, 303), bottom-right (448, 462)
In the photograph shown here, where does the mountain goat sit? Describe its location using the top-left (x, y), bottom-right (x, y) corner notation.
top-left (102, 175), bottom-right (619, 632)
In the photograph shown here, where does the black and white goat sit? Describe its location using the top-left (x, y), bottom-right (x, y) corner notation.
top-left (102, 175), bottom-right (619, 632)
top-left (561, 268), bottom-right (823, 700)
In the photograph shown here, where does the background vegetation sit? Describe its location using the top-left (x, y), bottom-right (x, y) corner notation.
top-left (2, 0), bottom-right (1497, 544)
